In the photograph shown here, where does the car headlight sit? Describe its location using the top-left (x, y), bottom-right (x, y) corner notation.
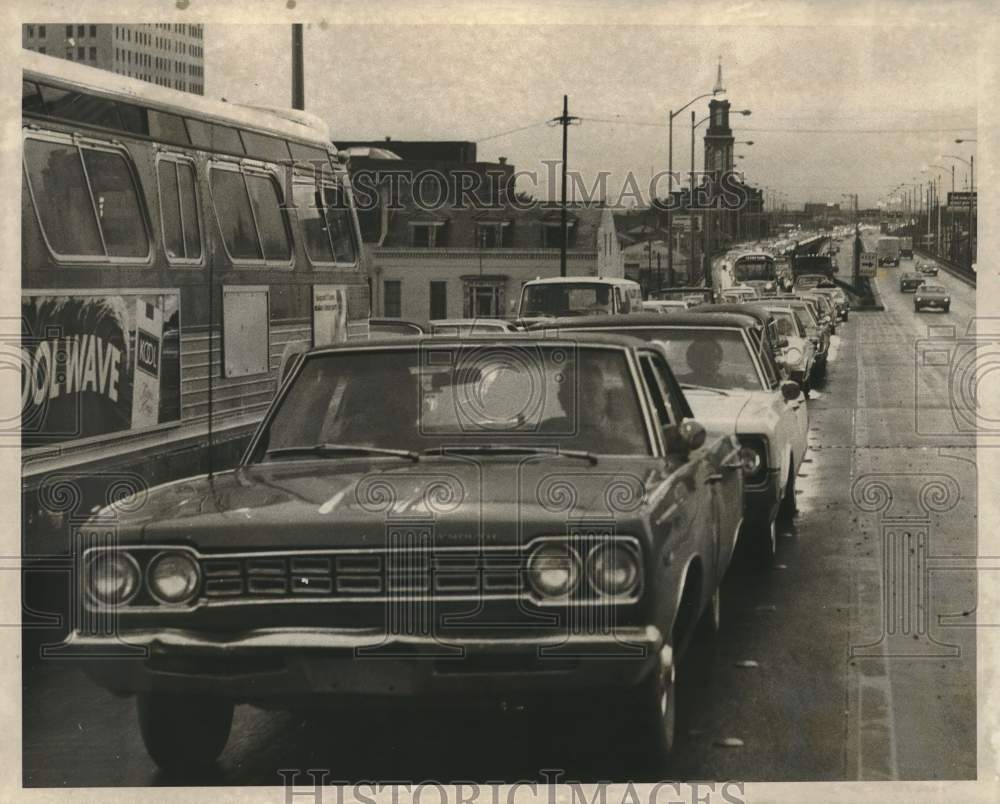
top-left (527, 543), bottom-right (581, 599)
top-left (86, 552), bottom-right (140, 606)
top-left (147, 551), bottom-right (201, 605)
top-left (738, 439), bottom-right (768, 482)
top-left (587, 544), bottom-right (641, 597)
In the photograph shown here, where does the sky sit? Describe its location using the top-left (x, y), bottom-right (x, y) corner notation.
top-left (205, 23), bottom-right (977, 209)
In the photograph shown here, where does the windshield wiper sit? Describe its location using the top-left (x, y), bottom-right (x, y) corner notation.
top-left (422, 445), bottom-right (598, 464)
top-left (680, 384), bottom-right (731, 396)
top-left (264, 443), bottom-right (420, 461)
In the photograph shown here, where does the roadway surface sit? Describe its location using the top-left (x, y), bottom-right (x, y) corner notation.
top-left (22, 239), bottom-right (977, 785)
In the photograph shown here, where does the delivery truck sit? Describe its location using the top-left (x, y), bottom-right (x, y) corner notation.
top-left (877, 237), bottom-right (901, 267)
top-left (899, 236), bottom-right (913, 259)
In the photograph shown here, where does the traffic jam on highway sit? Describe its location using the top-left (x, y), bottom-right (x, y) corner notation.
top-left (63, 227), bottom-right (885, 777)
top-left (18, 34), bottom-right (979, 789)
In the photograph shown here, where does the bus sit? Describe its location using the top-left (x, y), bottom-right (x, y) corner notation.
top-left (730, 250), bottom-right (779, 297)
top-left (19, 51), bottom-right (369, 632)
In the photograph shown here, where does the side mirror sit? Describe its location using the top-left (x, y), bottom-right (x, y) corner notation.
top-left (664, 419), bottom-right (707, 454)
top-left (780, 380), bottom-right (801, 401)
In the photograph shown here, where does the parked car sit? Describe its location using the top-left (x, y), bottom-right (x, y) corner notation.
top-left (720, 286), bottom-right (759, 303)
top-left (808, 286), bottom-right (850, 321)
top-left (801, 291), bottom-right (838, 335)
top-left (914, 284), bottom-right (951, 313)
top-left (430, 318), bottom-right (521, 335)
top-left (516, 276), bottom-right (643, 323)
top-left (61, 333), bottom-right (744, 772)
top-left (772, 297), bottom-right (830, 377)
top-left (917, 261), bottom-right (939, 277)
top-left (899, 273), bottom-right (926, 293)
top-left (648, 287), bottom-right (717, 306)
top-left (641, 300), bottom-right (693, 314)
top-left (536, 313), bottom-right (806, 564)
top-left (759, 305), bottom-right (817, 393)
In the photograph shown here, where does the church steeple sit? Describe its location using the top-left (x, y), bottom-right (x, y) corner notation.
top-left (713, 58), bottom-right (726, 95)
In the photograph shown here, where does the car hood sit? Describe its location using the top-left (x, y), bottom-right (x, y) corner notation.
top-left (89, 456), bottom-right (676, 550)
top-left (682, 388), bottom-right (774, 441)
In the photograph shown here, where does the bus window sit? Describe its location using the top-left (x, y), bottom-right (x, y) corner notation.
top-left (210, 167), bottom-right (263, 261)
top-left (240, 130), bottom-right (291, 163)
top-left (323, 184), bottom-right (358, 265)
top-left (156, 157), bottom-right (202, 263)
top-left (293, 181), bottom-right (335, 263)
top-left (82, 148), bottom-right (149, 258)
top-left (24, 137), bottom-right (149, 260)
top-left (245, 173), bottom-right (291, 261)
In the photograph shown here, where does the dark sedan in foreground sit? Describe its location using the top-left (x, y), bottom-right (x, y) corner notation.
top-left (62, 334), bottom-right (744, 774)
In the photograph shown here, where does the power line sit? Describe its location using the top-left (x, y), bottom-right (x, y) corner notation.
top-left (475, 120), bottom-right (549, 143)
top-left (577, 115), bottom-right (974, 134)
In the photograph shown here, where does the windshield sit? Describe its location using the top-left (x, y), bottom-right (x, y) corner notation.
top-left (786, 302), bottom-right (818, 326)
top-left (520, 283), bottom-right (614, 317)
top-left (769, 310), bottom-right (801, 338)
top-left (733, 256), bottom-right (776, 282)
top-left (646, 329), bottom-right (763, 391)
top-left (252, 346), bottom-right (652, 459)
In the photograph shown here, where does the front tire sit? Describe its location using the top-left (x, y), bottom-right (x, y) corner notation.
top-left (137, 693), bottom-right (234, 773)
top-left (625, 663), bottom-right (677, 770)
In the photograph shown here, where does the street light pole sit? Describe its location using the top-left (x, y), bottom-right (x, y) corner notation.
top-left (666, 89), bottom-right (722, 289)
top-left (549, 95), bottom-right (580, 277)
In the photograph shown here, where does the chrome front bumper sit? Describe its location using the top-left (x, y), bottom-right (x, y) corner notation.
top-left (62, 625), bottom-right (666, 701)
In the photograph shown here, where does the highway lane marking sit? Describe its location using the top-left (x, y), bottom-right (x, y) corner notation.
top-left (849, 307), bottom-right (901, 781)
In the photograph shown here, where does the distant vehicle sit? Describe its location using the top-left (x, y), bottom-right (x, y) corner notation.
top-left (649, 286), bottom-right (717, 306)
top-left (808, 286), bottom-right (849, 321)
top-left (793, 274), bottom-right (827, 292)
top-left (516, 277), bottom-right (642, 322)
top-left (899, 236), bottom-right (914, 259)
top-left (899, 273), bottom-right (926, 293)
top-left (430, 319), bottom-right (520, 336)
top-left (761, 305), bottom-right (817, 392)
top-left (641, 300), bottom-right (692, 314)
top-left (720, 287), bottom-right (759, 303)
top-left (877, 237), bottom-right (901, 267)
top-left (730, 251), bottom-right (780, 297)
top-left (917, 262), bottom-right (939, 276)
top-left (801, 292), bottom-right (838, 335)
top-left (914, 284), bottom-right (950, 313)
top-left (791, 254), bottom-right (837, 287)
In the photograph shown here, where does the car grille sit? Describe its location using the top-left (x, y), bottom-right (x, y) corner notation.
top-left (201, 550), bottom-right (527, 600)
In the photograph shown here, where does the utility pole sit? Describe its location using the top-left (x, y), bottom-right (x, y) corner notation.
top-left (549, 95), bottom-right (580, 277)
top-left (968, 154), bottom-right (974, 270)
top-left (291, 24), bottom-right (305, 110)
top-left (690, 111), bottom-right (697, 283)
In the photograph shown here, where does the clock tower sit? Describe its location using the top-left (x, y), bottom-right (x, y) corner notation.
top-left (703, 61), bottom-right (734, 178)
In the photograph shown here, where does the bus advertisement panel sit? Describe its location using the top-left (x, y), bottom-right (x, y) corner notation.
top-left (19, 290), bottom-right (180, 448)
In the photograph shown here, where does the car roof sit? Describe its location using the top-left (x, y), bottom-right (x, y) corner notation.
top-left (521, 276), bottom-right (639, 286)
top-left (430, 318), bottom-right (514, 326)
top-left (305, 331), bottom-right (654, 355)
top-left (530, 311), bottom-right (760, 330)
top-left (699, 303), bottom-right (774, 326)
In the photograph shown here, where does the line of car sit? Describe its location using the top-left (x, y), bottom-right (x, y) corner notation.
top-left (897, 259), bottom-right (950, 313)
top-left (61, 274), bottom-right (847, 776)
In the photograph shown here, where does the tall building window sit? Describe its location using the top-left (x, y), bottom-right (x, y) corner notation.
top-left (77, 46), bottom-right (84, 59)
top-left (89, 25), bottom-right (97, 37)
top-left (383, 281), bottom-right (402, 318)
top-left (66, 25), bottom-right (73, 38)
top-left (26, 25), bottom-right (34, 38)
top-left (77, 25), bottom-right (84, 37)
top-left (89, 46), bottom-right (96, 60)
top-left (39, 25), bottom-right (46, 37)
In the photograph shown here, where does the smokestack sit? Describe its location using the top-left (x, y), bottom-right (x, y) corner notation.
top-left (292, 24), bottom-right (304, 110)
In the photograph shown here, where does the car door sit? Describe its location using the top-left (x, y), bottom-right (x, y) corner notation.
top-left (638, 349), bottom-right (735, 588)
